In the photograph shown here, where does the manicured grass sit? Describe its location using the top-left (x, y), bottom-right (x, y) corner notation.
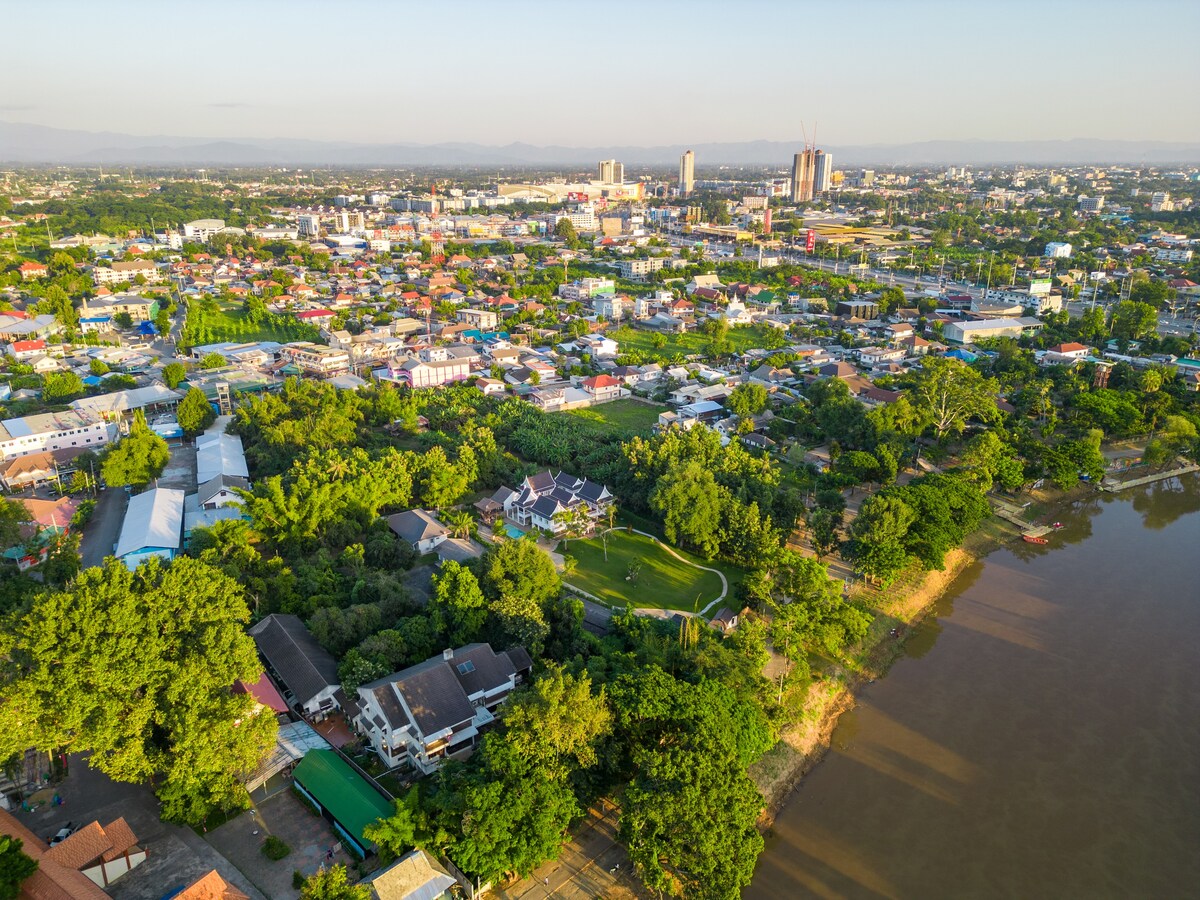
top-left (562, 399), bottom-right (664, 434)
top-left (561, 528), bottom-right (726, 612)
top-left (183, 301), bottom-right (319, 348)
top-left (609, 323), bottom-right (783, 359)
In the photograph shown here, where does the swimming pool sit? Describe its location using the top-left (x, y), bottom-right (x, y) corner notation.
top-left (504, 524), bottom-right (526, 539)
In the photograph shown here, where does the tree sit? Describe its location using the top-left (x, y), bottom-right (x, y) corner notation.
top-left (1109, 301), bottom-right (1158, 342)
top-left (726, 382), bottom-right (769, 419)
top-left (650, 462), bottom-right (724, 558)
top-left (768, 550), bottom-right (870, 657)
top-left (0, 500), bottom-right (31, 553)
top-left (554, 219), bottom-right (577, 242)
top-left (0, 837), bottom-right (37, 900)
top-left (499, 665), bottom-right (611, 779)
top-left (429, 560), bottom-right (488, 646)
top-left (200, 352), bottom-right (227, 369)
top-left (848, 493), bottom-right (915, 586)
top-left (162, 362), bottom-right (187, 389)
top-left (806, 506), bottom-right (842, 561)
top-left (0, 558), bottom-right (275, 826)
top-left (299, 865), bottom-right (370, 900)
top-left (176, 387), bottom-right (216, 437)
top-left (41, 372), bottom-right (84, 403)
top-left (89, 358), bottom-right (110, 376)
top-left (100, 411), bottom-right (170, 488)
top-left (113, 312), bottom-right (134, 330)
top-left (910, 357), bottom-right (1000, 440)
top-left (480, 539), bottom-right (561, 609)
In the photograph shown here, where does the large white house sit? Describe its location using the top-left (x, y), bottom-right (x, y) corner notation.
top-left (354, 643), bottom-right (532, 774)
top-left (492, 470), bottom-right (614, 534)
top-left (0, 410), bottom-right (116, 460)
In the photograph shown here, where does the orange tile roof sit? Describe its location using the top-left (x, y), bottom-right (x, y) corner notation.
top-left (173, 870), bottom-right (250, 900)
top-left (99, 818), bottom-right (138, 862)
top-left (44, 823), bottom-right (108, 869)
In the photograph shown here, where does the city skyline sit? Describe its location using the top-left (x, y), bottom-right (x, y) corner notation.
top-left (5, 0), bottom-right (1199, 147)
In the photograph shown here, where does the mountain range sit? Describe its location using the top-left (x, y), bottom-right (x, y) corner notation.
top-left (2, 121), bottom-right (1198, 168)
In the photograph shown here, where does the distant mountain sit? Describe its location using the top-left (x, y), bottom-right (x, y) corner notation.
top-left (2, 121), bottom-right (1198, 167)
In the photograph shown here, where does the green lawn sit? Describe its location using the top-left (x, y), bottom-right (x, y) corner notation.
top-left (561, 399), bottom-right (664, 434)
top-left (561, 529), bottom-right (726, 612)
top-left (183, 301), bottom-right (320, 348)
top-left (609, 323), bottom-right (784, 360)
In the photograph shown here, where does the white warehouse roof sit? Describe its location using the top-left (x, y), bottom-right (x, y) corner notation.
top-left (115, 488), bottom-right (185, 559)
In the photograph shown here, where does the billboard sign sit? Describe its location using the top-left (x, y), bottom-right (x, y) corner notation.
top-left (805, 229), bottom-right (816, 253)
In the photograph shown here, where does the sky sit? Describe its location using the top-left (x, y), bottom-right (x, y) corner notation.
top-left (5, 0), bottom-right (1200, 147)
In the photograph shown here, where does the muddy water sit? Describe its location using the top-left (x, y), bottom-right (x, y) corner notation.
top-left (747, 476), bottom-right (1200, 899)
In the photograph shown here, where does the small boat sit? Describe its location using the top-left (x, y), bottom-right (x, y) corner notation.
top-left (1022, 534), bottom-right (1049, 545)
top-left (1051, 522), bottom-right (1065, 529)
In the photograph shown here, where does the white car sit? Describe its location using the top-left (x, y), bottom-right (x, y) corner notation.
top-left (49, 824), bottom-right (76, 846)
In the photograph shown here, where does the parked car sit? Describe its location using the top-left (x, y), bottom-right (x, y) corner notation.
top-left (49, 823), bottom-right (76, 846)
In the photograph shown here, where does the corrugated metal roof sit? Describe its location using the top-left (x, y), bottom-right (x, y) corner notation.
top-left (115, 488), bottom-right (184, 559)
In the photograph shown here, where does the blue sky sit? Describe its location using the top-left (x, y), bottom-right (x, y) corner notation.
top-left (6, 0), bottom-right (1199, 145)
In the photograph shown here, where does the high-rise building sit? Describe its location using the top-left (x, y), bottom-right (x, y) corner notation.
top-left (791, 150), bottom-right (814, 203)
top-left (679, 150), bottom-right (695, 196)
top-left (813, 150), bottom-right (833, 194)
top-left (597, 159), bottom-right (623, 184)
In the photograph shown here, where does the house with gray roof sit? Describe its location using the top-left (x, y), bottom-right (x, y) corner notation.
top-left (248, 614), bottom-right (342, 717)
top-left (497, 470), bottom-right (613, 535)
top-left (354, 643), bottom-right (532, 774)
top-left (387, 509), bottom-right (448, 553)
top-left (115, 487), bottom-right (185, 570)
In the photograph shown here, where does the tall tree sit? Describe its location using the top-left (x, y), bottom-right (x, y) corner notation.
top-left (480, 539), bottom-right (560, 609)
top-left (848, 493), bottom-right (916, 586)
top-left (162, 362), bottom-right (187, 390)
top-left (0, 837), bottom-right (37, 900)
top-left (651, 462), bottom-right (724, 558)
top-left (299, 865), bottom-right (370, 900)
top-left (100, 411), bottom-right (170, 487)
top-left (910, 357), bottom-right (1000, 440)
top-left (176, 387), bottom-right (216, 437)
top-left (429, 560), bottom-right (488, 646)
top-left (0, 558), bottom-right (275, 825)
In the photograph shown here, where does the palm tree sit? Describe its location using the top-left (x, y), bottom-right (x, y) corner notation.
top-left (442, 509), bottom-right (473, 540)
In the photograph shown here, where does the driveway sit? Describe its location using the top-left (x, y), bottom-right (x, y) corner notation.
top-left (79, 488), bottom-right (127, 569)
top-left (15, 754), bottom-right (265, 900)
top-left (206, 787), bottom-right (346, 900)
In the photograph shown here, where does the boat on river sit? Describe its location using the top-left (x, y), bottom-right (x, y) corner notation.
top-left (1022, 534), bottom-right (1050, 545)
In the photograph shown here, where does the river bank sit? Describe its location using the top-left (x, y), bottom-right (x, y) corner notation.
top-left (750, 480), bottom-right (1094, 825)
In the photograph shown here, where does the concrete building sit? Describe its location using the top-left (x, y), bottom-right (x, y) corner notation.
top-left (943, 316), bottom-right (1044, 343)
top-left (1045, 242), bottom-right (1073, 258)
top-left (92, 259), bottom-right (163, 285)
top-left (597, 159), bottom-right (624, 184)
top-left (791, 150), bottom-right (814, 203)
top-left (182, 219), bottom-right (226, 242)
top-left (679, 150), bottom-right (695, 196)
top-left (0, 410), bottom-right (115, 460)
top-left (297, 213), bottom-right (322, 237)
top-left (813, 150), bottom-right (833, 194)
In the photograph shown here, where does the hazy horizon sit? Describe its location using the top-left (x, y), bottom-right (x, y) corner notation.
top-left (6, 0), bottom-right (1200, 147)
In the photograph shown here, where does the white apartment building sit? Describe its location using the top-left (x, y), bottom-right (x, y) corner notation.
top-left (182, 219), bottom-right (226, 242)
top-left (92, 259), bottom-right (164, 285)
top-left (0, 411), bottom-right (116, 460)
top-left (278, 342), bottom-right (351, 375)
top-left (1045, 242), bottom-right (1073, 258)
top-left (297, 214), bottom-right (322, 237)
top-left (558, 277), bottom-right (615, 302)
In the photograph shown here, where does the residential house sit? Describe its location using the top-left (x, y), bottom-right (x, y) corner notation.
top-left (115, 487), bottom-right (185, 570)
top-left (0, 809), bottom-right (145, 899)
top-left (456, 308), bottom-right (498, 330)
top-left (1042, 341), bottom-right (1092, 365)
top-left (473, 377), bottom-right (506, 396)
top-left (388, 355), bottom-right (471, 388)
top-left (496, 470), bottom-right (614, 534)
top-left (579, 374), bottom-right (624, 401)
top-left (388, 510), bottom-right (449, 553)
top-left (196, 474), bottom-right (248, 509)
top-left (278, 342), bottom-right (351, 376)
top-left (6, 339), bottom-right (47, 361)
top-left (248, 613), bottom-right (342, 717)
top-left (575, 333), bottom-right (619, 358)
top-left (0, 411), bottom-right (114, 461)
top-left (170, 871), bottom-right (249, 900)
top-left (363, 849), bottom-right (457, 900)
top-left (354, 643), bottom-right (532, 774)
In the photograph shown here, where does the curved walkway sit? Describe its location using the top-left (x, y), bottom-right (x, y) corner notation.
top-left (590, 526), bottom-right (730, 618)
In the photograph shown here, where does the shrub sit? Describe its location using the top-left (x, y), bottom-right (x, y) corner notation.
top-left (292, 870), bottom-right (306, 889)
top-left (262, 835), bottom-right (291, 860)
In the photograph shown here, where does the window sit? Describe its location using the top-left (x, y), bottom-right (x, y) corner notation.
top-left (456, 661), bottom-right (475, 675)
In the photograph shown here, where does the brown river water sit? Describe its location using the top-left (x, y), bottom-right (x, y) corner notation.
top-left (747, 475), bottom-right (1200, 899)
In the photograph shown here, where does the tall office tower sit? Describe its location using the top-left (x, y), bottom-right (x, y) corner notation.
top-left (679, 150), bottom-right (695, 196)
top-left (598, 159), bottom-right (617, 183)
top-left (612, 162), bottom-right (624, 184)
top-left (813, 150), bottom-right (833, 194)
top-left (791, 150), bottom-right (814, 203)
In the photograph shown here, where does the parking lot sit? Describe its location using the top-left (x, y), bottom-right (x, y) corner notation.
top-left (206, 787), bottom-right (346, 900)
top-left (14, 754), bottom-right (264, 900)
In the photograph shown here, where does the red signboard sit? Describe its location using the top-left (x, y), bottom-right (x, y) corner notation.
top-left (566, 192), bottom-right (590, 203)
top-left (805, 229), bottom-right (816, 253)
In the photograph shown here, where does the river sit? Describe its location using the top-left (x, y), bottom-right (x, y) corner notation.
top-left (747, 475), bottom-right (1200, 899)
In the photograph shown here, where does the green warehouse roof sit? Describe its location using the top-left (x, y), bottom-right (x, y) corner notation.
top-left (293, 749), bottom-right (392, 848)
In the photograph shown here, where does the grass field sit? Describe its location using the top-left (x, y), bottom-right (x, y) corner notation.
top-left (561, 528), bottom-right (726, 611)
top-left (183, 301), bottom-right (319, 348)
top-left (562, 399), bottom-right (664, 434)
top-left (609, 323), bottom-right (784, 359)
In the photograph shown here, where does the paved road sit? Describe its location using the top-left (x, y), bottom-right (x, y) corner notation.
top-left (79, 488), bottom-right (127, 569)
